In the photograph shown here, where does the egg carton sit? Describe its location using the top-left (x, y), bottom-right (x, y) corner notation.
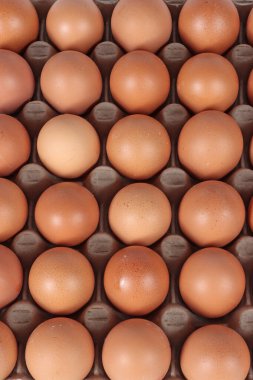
top-left (1, 0), bottom-right (253, 379)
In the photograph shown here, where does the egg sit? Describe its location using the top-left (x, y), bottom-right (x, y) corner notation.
top-left (0, 178), bottom-right (28, 242)
top-left (110, 50), bottom-right (170, 114)
top-left (29, 247), bottom-right (95, 314)
top-left (181, 325), bottom-right (250, 380)
top-left (177, 53), bottom-right (239, 113)
top-left (0, 114), bottom-right (31, 176)
top-left (40, 51), bottom-right (102, 115)
top-left (247, 69), bottom-right (253, 105)
top-left (0, 0), bottom-right (39, 53)
top-left (46, 0), bottom-right (104, 53)
top-left (178, 111), bottom-right (243, 180)
top-left (111, 0), bottom-right (172, 53)
top-left (25, 317), bottom-right (94, 380)
top-left (0, 49), bottom-right (35, 114)
top-left (37, 114), bottom-right (100, 178)
top-left (250, 137), bottom-right (253, 166)
top-left (178, 180), bottom-right (245, 247)
top-left (179, 247), bottom-right (245, 318)
top-left (178, 0), bottom-right (240, 54)
top-left (35, 182), bottom-right (99, 246)
top-left (0, 321), bottom-right (18, 380)
top-left (106, 114), bottom-right (171, 180)
top-left (109, 183), bottom-right (171, 246)
top-left (247, 8), bottom-right (253, 45)
top-left (249, 197), bottom-right (253, 232)
top-left (102, 319), bottom-right (171, 380)
top-left (104, 246), bottom-right (169, 316)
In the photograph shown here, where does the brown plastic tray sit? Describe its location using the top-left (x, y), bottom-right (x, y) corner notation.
top-left (1, 0), bottom-right (253, 379)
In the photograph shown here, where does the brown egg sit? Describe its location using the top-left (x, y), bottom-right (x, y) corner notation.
top-left (111, 0), bottom-right (172, 53)
top-left (249, 197), bottom-right (253, 232)
top-left (37, 114), bottom-right (100, 178)
top-left (110, 50), bottom-right (170, 114)
top-left (179, 247), bottom-right (245, 318)
top-left (29, 247), bottom-right (94, 314)
top-left (0, 114), bottom-right (30, 176)
top-left (25, 317), bottom-right (94, 380)
top-left (35, 182), bottom-right (99, 246)
top-left (46, 0), bottom-right (104, 53)
top-left (106, 115), bottom-right (171, 180)
top-left (0, 245), bottom-right (23, 308)
top-left (181, 325), bottom-right (250, 380)
top-left (104, 246), bottom-right (169, 316)
top-left (247, 8), bottom-right (253, 46)
top-left (250, 137), bottom-right (253, 166)
top-left (109, 183), bottom-right (171, 246)
top-left (102, 319), bottom-right (171, 380)
top-left (178, 111), bottom-right (243, 180)
top-left (0, 321), bottom-right (18, 380)
top-left (0, 49), bottom-right (35, 114)
top-left (179, 181), bottom-right (245, 247)
top-left (178, 0), bottom-right (240, 54)
top-left (0, 178), bottom-right (28, 242)
top-left (40, 51), bottom-right (102, 115)
top-left (177, 53), bottom-right (239, 113)
top-left (247, 69), bottom-right (253, 105)
top-left (0, 0), bottom-right (39, 53)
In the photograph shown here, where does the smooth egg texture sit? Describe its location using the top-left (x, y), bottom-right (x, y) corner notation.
top-left (248, 69), bottom-right (253, 105)
top-left (250, 137), bottom-right (253, 166)
top-left (249, 197), bottom-right (253, 232)
top-left (0, 321), bottom-right (18, 380)
top-left (247, 8), bottom-right (253, 45)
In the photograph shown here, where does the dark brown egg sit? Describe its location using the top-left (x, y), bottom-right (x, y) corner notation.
top-left (46, 0), bottom-right (104, 53)
top-left (109, 183), bottom-right (171, 246)
top-left (25, 318), bottom-right (94, 380)
top-left (106, 114), bottom-right (171, 180)
top-left (35, 182), bottom-right (99, 246)
top-left (0, 49), bottom-right (35, 114)
top-left (181, 325), bottom-right (250, 380)
top-left (40, 51), bottom-right (102, 115)
top-left (178, 111), bottom-right (243, 179)
top-left (250, 137), bottom-right (253, 166)
top-left (104, 246), bottom-right (169, 315)
top-left (247, 69), bottom-right (253, 105)
top-left (0, 178), bottom-right (28, 242)
top-left (29, 247), bottom-right (95, 314)
top-left (179, 247), bottom-right (245, 318)
top-left (247, 8), bottom-right (253, 46)
top-left (0, 245), bottom-right (23, 308)
top-left (0, 114), bottom-right (31, 176)
top-left (177, 53), bottom-right (239, 113)
top-left (0, 321), bottom-right (18, 380)
top-left (179, 0), bottom-right (240, 54)
top-left (110, 50), bottom-right (170, 114)
top-left (179, 181), bottom-right (245, 247)
top-left (111, 0), bottom-right (172, 53)
top-left (0, 0), bottom-right (39, 52)
top-left (102, 319), bottom-right (171, 380)
top-left (249, 197), bottom-right (253, 232)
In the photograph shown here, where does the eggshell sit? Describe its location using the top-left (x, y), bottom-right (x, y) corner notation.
top-left (102, 319), bottom-right (171, 380)
top-left (104, 246), bottom-right (169, 316)
top-left (29, 247), bottom-right (94, 314)
top-left (106, 114), bottom-right (171, 180)
top-left (111, 0), bottom-right (172, 53)
top-left (37, 114), bottom-right (100, 178)
top-left (177, 53), bottom-right (239, 113)
top-left (35, 182), bottom-right (99, 246)
top-left (0, 49), bottom-right (35, 114)
top-left (179, 247), bottom-right (245, 318)
top-left (46, 0), bottom-right (104, 53)
top-left (0, 321), bottom-right (18, 380)
top-left (110, 50), bottom-right (170, 114)
top-left (181, 325), bottom-right (250, 380)
top-left (178, 180), bottom-right (245, 247)
top-left (40, 51), bottom-right (102, 115)
top-left (25, 317), bottom-right (94, 380)
top-left (109, 183), bottom-right (171, 246)
top-left (249, 197), bottom-right (253, 232)
top-left (178, 0), bottom-right (240, 54)
top-left (247, 69), bottom-right (253, 105)
top-left (247, 8), bottom-right (253, 45)
top-left (0, 0), bottom-right (39, 53)
top-left (178, 111), bottom-right (243, 179)
top-left (250, 137), bottom-right (253, 166)
top-left (0, 178), bottom-right (28, 242)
